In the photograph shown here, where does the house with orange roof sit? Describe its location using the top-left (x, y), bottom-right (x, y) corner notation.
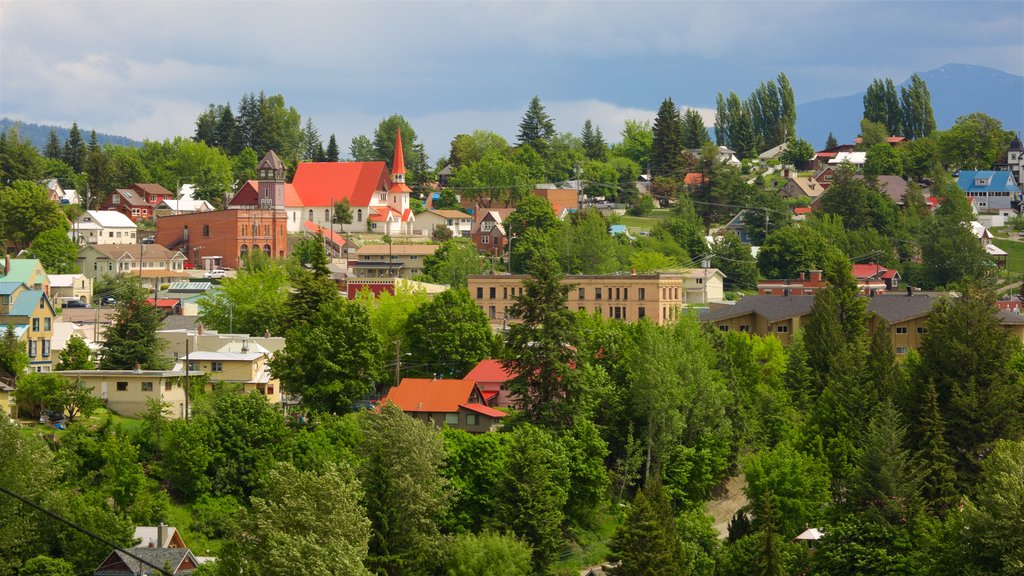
top-left (277, 129), bottom-right (415, 236)
top-left (382, 377), bottom-right (506, 432)
top-left (463, 359), bottom-right (517, 408)
top-left (684, 172), bottom-right (708, 187)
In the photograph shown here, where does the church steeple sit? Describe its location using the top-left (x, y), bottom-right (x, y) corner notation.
top-left (389, 129), bottom-right (412, 194)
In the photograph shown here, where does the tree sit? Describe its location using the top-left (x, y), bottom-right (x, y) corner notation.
top-left (0, 128), bottom-right (43, 184)
top-left (444, 532), bottom-right (533, 576)
top-left (301, 118), bottom-right (323, 161)
top-left (517, 96), bottom-right (556, 153)
top-left (56, 335), bottom-right (94, 371)
top-left (449, 149), bottom-right (535, 208)
top-left (360, 404), bottom-right (448, 576)
top-left (607, 485), bottom-right (684, 576)
top-left (757, 225), bottom-right (837, 280)
top-left (959, 439), bottom-right (1024, 573)
top-left (681, 108), bottom-right (711, 149)
top-left (18, 556), bottom-right (74, 576)
top-left (651, 98), bottom-right (685, 177)
top-left (826, 132), bottom-right (838, 149)
top-left (332, 198), bottom-right (353, 235)
top-left (580, 120), bottom-right (608, 161)
top-left (197, 258), bottom-right (290, 336)
top-left (863, 142), bottom-right (903, 178)
top-left (863, 78), bottom-right (903, 136)
top-left (505, 194), bottom-right (558, 240)
top-left (99, 278), bottom-right (167, 370)
top-left (271, 299), bottom-right (381, 413)
top-left (0, 418), bottom-right (55, 574)
top-left (496, 424), bottom-right (569, 574)
top-left (449, 130), bottom-right (510, 168)
top-left (43, 130), bottom-right (62, 160)
top-left (0, 180), bottom-right (70, 250)
top-left (858, 118), bottom-right (890, 149)
top-left (851, 401), bottom-right (922, 524)
top-left (12, 373), bottom-right (101, 422)
top-left (422, 238), bottom-right (483, 288)
top-left (405, 288), bottom-right (492, 378)
top-left (937, 112), bottom-right (1015, 170)
top-left (900, 73), bottom-right (936, 139)
top-left (779, 138), bottom-right (814, 166)
top-left (220, 462), bottom-right (372, 576)
top-left (919, 175), bottom-right (992, 288)
top-left (0, 324), bottom-right (29, 379)
top-left (711, 231), bottom-right (758, 290)
top-left (612, 119), bottom-right (653, 171)
top-left (26, 228), bottom-right (78, 274)
top-left (503, 248), bottom-right (581, 427)
top-left (349, 134), bottom-right (374, 161)
top-left (62, 122), bottom-right (86, 172)
top-left (742, 444), bottom-right (830, 538)
top-left (915, 380), bottom-right (958, 514)
top-left (325, 134), bottom-right (340, 161)
top-left (372, 115), bottom-right (429, 184)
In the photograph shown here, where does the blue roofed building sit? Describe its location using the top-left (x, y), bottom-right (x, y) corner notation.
top-left (1, 256), bottom-right (58, 374)
top-left (957, 170), bottom-right (1022, 212)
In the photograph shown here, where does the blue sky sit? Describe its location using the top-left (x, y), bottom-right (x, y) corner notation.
top-left (1, 1), bottom-right (1022, 160)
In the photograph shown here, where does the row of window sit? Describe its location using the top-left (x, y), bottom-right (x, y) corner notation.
top-left (30, 317), bottom-right (51, 332)
top-left (240, 245), bottom-right (272, 258)
top-left (894, 326), bottom-right (927, 334)
top-left (577, 286), bottom-right (646, 301)
top-left (718, 324), bottom-right (790, 334)
top-left (477, 286), bottom-right (524, 300)
top-left (27, 339), bottom-right (51, 358)
top-left (187, 361), bottom-right (223, 372)
top-left (428, 412), bottom-right (480, 426)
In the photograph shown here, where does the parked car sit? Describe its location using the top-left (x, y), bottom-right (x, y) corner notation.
top-left (141, 236), bottom-right (156, 244)
top-left (62, 299), bottom-right (87, 308)
top-left (204, 268), bottom-right (227, 279)
top-left (100, 295), bottom-right (116, 306)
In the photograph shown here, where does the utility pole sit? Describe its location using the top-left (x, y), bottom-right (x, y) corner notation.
top-left (184, 338), bottom-right (190, 422)
top-left (393, 339), bottom-right (401, 388)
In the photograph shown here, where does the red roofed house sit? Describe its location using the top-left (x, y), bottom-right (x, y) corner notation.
top-left (472, 209), bottom-right (515, 256)
top-left (101, 183), bottom-right (176, 222)
top-left (463, 359), bottom-right (517, 408)
top-left (684, 172), bottom-right (708, 187)
top-left (382, 378), bottom-right (506, 433)
top-left (851, 263), bottom-right (901, 291)
top-left (271, 129), bottom-right (415, 235)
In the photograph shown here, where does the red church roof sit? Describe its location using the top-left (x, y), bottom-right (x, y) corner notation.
top-left (229, 180), bottom-right (302, 207)
top-left (291, 161), bottom-right (391, 207)
top-left (389, 128), bottom-right (413, 194)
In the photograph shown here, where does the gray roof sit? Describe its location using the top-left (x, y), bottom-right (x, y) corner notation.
top-left (865, 294), bottom-right (937, 323)
top-left (161, 315), bottom-right (200, 331)
top-left (95, 548), bottom-right (196, 575)
top-left (706, 295), bottom-right (815, 323)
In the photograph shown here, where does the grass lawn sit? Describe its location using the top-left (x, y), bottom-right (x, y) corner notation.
top-left (166, 502), bottom-right (222, 556)
top-left (618, 209), bottom-right (671, 234)
top-left (991, 238), bottom-right (1024, 274)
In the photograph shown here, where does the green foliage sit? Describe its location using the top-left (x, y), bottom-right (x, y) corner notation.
top-left (445, 531), bottom-right (533, 576)
top-left (360, 404), bottom-right (448, 576)
top-left (851, 401), bottom-right (923, 524)
top-left (16, 556), bottom-right (74, 576)
top-left (448, 130), bottom-right (510, 168)
top-left (651, 98), bottom-right (685, 177)
top-left (325, 134), bottom-right (340, 161)
top-left (422, 238), bottom-right (483, 288)
top-left (958, 439), bottom-right (1024, 573)
top-left (0, 324), bottom-right (29, 380)
top-left (742, 443), bottom-right (831, 538)
top-left (197, 257), bottom-right (290, 336)
top-left (405, 288), bottom-right (492, 378)
top-left (813, 516), bottom-right (916, 576)
top-left (581, 119), bottom-right (609, 161)
top-left (14, 373), bottom-right (101, 422)
top-left (711, 232), bottom-right (758, 290)
top-left (900, 73), bottom-right (936, 140)
top-left (517, 96), bottom-right (556, 154)
top-left (863, 142), bottom-right (902, 178)
top-left (449, 149), bottom-right (536, 208)
top-left (0, 128), bottom-right (44, 184)
top-left (608, 485), bottom-right (685, 576)
top-left (780, 137), bottom-right (815, 166)
top-left (220, 462), bottom-right (372, 576)
top-left (98, 277), bottom-right (167, 370)
top-left (442, 429), bottom-right (509, 531)
top-left (372, 115), bottom-right (430, 184)
top-left (611, 119), bottom-right (652, 170)
top-left (0, 180), bottom-right (69, 249)
top-left (556, 210), bottom-right (624, 275)
top-left (0, 418), bottom-right (52, 575)
top-left (915, 381), bottom-right (958, 515)
top-left (25, 228), bottom-right (78, 274)
top-left (55, 335), bottom-right (94, 371)
top-left (937, 112), bottom-right (1015, 170)
top-left (863, 78), bottom-right (903, 136)
top-left (190, 494), bottom-right (242, 540)
top-left (681, 108), bottom-right (712, 149)
top-left (757, 225), bottom-right (838, 280)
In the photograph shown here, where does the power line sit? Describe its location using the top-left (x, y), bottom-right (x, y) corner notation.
top-left (0, 484), bottom-right (173, 576)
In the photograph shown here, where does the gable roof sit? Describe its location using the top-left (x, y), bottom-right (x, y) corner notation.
top-left (131, 183), bottom-right (174, 198)
top-left (258, 150), bottom-right (285, 171)
top-left (110, 188), bottom-right (150, 206)
top-left (851, 263), bottom-right (891, 280)
top-left (9, 290), bottom-right (50, 316)
top-left (864, 174), bottom-right (910, 204)
top-left (83, 244), bottom-right (184, 261)
top-left (0, 259), bottom-right (46, 285)
top-left (94, 547), bottom-right (197, 575)
top-left (783, 177), bottom-right (825, 198)
top-left (384, 378), bottom-right (483, 413)
top-left (829, 151), bottom-right (867, 165)
top-left (957, 170), bottom-right (1020, 193)
top-left (425, 209), bottom-right (472, 220)
top-left (229, 180), bottom-right (302, 207)
top-left (79, 210), bottom-right (137, 228)
top-left (156, 200), bottom-right (214, 212)
top-left (706, 295), bottom-right (815, 323)
top-left (133, 526), bottom-right (185, 549)
top-left (291, 161), bottom-right (391, 207)
top-left (464, 359), bottom-right (515, 383)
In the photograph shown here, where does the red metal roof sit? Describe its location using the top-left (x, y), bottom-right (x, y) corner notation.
top-left (851, 264), bottom-right (889, 279)
top-left (301, 220), bottom-right (347, 247)
top-left (291, 161), bottom-right (391, 208)
top-left (384, 378), bottom-right (483, 413)
top-left (392, 128), bottom-right (406, 176)
top-left (793, 206), bottom-right (812, 215)
top-left (231, 180), bottom-right (302, 207)
top-left (146, 298), bottom-right (181, 308)
top-left (684, 172), bottom-right (707, 186)
top-left (464, 359), bottom-right (515, 383)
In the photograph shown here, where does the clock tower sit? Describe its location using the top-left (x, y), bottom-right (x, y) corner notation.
top-left (257, 150), bottom-right (286, 208)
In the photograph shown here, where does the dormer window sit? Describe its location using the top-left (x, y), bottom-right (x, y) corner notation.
top-left (975, 178), bottom-right (991, 186)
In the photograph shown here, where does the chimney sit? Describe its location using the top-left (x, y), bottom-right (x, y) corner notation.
top-left (799, 271), bottom-right (805, 281)
top-left (133, 363), bottom-right (142, 374)
top-left (241, 339), bottom-right (249, 353)
top-left (2, 253), bottom-right (8, 275)
top-left (630, 268), bottom-right (637, 276)
top-left (197, 323), bottom-right (204, 335)
top-left (157, 523), bottom-right (167, 548)
top-left (809, 270), bottom-right (822, 283)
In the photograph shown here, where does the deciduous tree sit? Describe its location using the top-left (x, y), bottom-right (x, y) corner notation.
top-left (405, 288), bottom-right (492, 378)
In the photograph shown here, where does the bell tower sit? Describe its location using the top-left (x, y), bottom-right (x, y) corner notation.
top-left (257, 150), bottom-right (285, 208)
top-left (388, 129), bottom-right (412, 213)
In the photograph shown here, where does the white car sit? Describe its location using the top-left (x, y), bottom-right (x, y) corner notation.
top-left (204, 268), bottom-right (227, 279)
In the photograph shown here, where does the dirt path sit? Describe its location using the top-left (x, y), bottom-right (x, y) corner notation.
top-left (705, 475), bottom-right (748, 540)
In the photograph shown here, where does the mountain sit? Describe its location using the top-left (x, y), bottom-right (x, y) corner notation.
top-left (0, 118), bottom-right (142, 150)
top-left (796, 63), bottom-right (1023, 149)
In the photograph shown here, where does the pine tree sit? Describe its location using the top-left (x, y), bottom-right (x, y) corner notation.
top-left (99, 278), bottom-right (167, 370)
top-left (865, 319), bottom-right (904, 404)
top-left (62, 121), bottom-right (86, 172)
top-left (44, 129), bottom-right (62, 159)
top-left (0, 324), bottom-right (29, 378)
top-left (853, 401), bottom-right (923, 524)
top-left (826, 132), bottom-right (838, 149)
top-left (516, 95), bottom-right (555, 153)
top-left (650, 98), bottom-right (685, 177)
top-left (301, 118), bottom-right (322, 161)
top-left (216, 103), bottom-right (238, 154)
top-left (325, 134), bottom-right (340, 161)
top-left (681, 108), bottom-right (711, 149)
top-left (916, 379), bottom-right (959, 515)
top-left (608, 485), bottom-right (684, 576)
top-left (753, 491), bottom-right (785, 576)
top-left (580, 120), bottom-right (607, 161)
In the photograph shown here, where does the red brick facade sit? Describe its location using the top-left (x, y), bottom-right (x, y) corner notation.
top-left (155, 207), bottom-right (288, 270)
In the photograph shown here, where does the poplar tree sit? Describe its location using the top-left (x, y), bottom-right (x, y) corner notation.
top-left (900, 74), bottom-right (936, 139)
top-left (651, 97), bottom-right (685, 177)
top-left (863, 78), bottom-right (902, 136)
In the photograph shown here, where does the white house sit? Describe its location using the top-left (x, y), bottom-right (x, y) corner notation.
top-left (71, 210), bottom-right (138, 245)
top-left (155, 199), bottom-right (215, 216)
top-left (413, 209), bottom-right (474, 237)
top-left (828, 151), bottom-right (867, 166)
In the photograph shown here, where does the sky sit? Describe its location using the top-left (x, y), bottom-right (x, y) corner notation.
top-left (1, 0), bottom-right (1022, 161)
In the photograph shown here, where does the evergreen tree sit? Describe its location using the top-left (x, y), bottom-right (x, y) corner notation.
top-left (915, 379), bottom-right (958, 515)
top-left (301, 118), bottom-right (322, 161)
top-left (826, 131), bottom-right (838, 149)
top-left (752, 491), bottom-right (786, 576)
top-left (607, 485), bottom-right (684, 576)
top-left (865, 319), bottom-right (904, 404)
top-left (44, 129), bottom-right (62, 159)
top-left (651, 98), bottom-right (685, 177)
top-left (325, 134), bottom-right (340, 161)
top-left (216, 103), bottom-right (238, 153)
top-left (580, 119), bottom-right (608, 161)
top-left (517, 96), bottom-right (556, 154)
top-left (99, 278), bottom-right (167, 370)
top-left (900, 74), bottom-right (936, 139)
top-left (711, 231), bottom-right (758, 290)
top-left (503, 247), bottom-right (580, 427)
top-left (681, 108), bottom-right (711, 149)
top-left (852, 401), bottom-right (922, 524)
top-left (62, 122), bottom-right (86, 172)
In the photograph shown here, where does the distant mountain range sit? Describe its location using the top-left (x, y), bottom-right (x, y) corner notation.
top-left (796, 63), bottom-right (1023, 149)
top-left (0, 118), bottom-right (141, 150)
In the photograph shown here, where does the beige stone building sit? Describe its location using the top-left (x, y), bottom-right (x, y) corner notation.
top-left (77, 244), bottom-right (189, 289)
top-left (350, 243), bottom-right (438, 279)
top-left (467, 269), bottom-right (725, 328)
top-left (49, 274), bottom-right (94, 306)
top-left (57, 367), bottom-right (197, 419)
